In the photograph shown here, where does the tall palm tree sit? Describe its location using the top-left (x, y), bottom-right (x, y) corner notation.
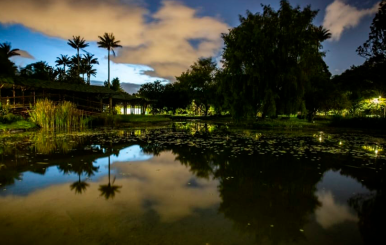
top-left (0, 42), bottom-right (20, 58)
top-left (97, 33), bottom-right (122, 88)
top-left (67, 36), bottom-right (89, 77)
top-left (55, 54), bottom-right (71, 75)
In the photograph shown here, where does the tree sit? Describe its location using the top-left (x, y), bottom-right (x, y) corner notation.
top-left (151, 82), bottom-right (189, 115)
top-left (67, 36), bottom-right (89, 77)
top-left (0, 42), bottom-right (20, 58)
top-left (19, 61), bottom-right (57, 81)
top-left (357, 1), bottom-right (386, 64)
top-left (111, 77), bottom-right (123, 92)
top-left (138, 80), bottom-right (165, 114)
top-left (332, 64), bottom-right (382, 116)
top-left (83, 53), bottom-right (99, 85)
top-left (0, 52), bottom-right (17, 77)
top-left (55, 54), bottom-right (71, 79)
top-left (220, 0), bottom-right (330, 119)
top-left (85, 67), bottom-right (97, 85)
top-left (67, 55), bottom-right (86, 84)
top-left (97, 33), bottom-right (122, 89)
top-left (176, 57), bottom-right (217, 116)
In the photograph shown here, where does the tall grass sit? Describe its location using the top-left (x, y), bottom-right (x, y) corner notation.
top-left (29, 99), bottom-right (89, 130)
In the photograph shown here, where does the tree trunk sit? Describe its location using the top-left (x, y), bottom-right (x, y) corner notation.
top-left (307, 110), bottom-right (316, 122)
top-left (108, 48), bottom-right (110, 89)
top-left (204, 104), bottom-right (209, 117)
top-left (109, 97), bottom-right (112, 114)
top-left (77, 49), bottom-right (80, 77)
top-left (12, 85), bottom-right (15, 107)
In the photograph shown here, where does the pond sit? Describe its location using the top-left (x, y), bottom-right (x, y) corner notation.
top-left (0, 122), bottom-right (385, 245)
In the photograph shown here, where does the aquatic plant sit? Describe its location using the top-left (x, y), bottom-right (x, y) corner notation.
top-left (29, 99), bottom-right (89, 130)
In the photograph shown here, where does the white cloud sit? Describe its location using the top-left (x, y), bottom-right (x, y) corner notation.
top-left (323, 0), bottom-right (380, 41)
top-left (0, 0), bottom-right (229, 80)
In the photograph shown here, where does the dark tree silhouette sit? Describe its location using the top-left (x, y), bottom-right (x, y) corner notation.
top-left (357, 1), bottom-right (386, 63)
top-left (67, 36), bottom-right (89, 77)
top-left (0, 42), bottom-right (20, 58)
top-left (55, 54), bottom-right (71, 77)
top-left (83, 53), bottom-right (99, 85)
top-left (220, 0), bottom-right (331, 118)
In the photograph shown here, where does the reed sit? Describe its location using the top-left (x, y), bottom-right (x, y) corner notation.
top-left (29, 99), bottom-right (89, 130)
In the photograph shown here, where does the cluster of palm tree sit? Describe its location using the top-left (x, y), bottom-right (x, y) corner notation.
top-left (55, 33), bottom-right (122, 87)
top-left (2, 33), bottom-right (122, 88)
top-left (55, 36), bottom-right (98, 85)
top-left (55, 53), bottom-right (98, 85)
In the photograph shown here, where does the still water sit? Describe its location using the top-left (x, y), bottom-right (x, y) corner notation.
top-left (0, 123), bottom-right (385, 245)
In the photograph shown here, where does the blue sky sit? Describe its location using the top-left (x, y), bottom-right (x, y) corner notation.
top-left (0, 0), bottom-right (381, 92)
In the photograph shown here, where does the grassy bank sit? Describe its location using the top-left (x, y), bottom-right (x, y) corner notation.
top-left (229, 118), bottom-right (328, 129)
top-left (118, 115), bottom-right (171, 124)
top-left (0, 120), bottom-right (37, 132)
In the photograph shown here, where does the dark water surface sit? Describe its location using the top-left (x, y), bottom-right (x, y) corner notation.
top-left (0, 123), bottom-right (385, 245)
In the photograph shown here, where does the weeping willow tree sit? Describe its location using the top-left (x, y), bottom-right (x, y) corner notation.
top-left (220, 0), bottom-right (331, 119)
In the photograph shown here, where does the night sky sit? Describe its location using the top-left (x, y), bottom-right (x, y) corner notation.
top-left (0, 0), bottom-right (381, 92)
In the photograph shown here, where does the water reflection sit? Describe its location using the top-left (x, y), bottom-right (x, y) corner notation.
top-left (349, 188), bottom-right (386, 244)
top-left (0, 126), bottom-right (385, 244)
top-left (316, 191), bottom-right (358, 229)
top-left (58, 161), bottom-right (99, 194)
top-left (99, 154), bottom-right (121, 200)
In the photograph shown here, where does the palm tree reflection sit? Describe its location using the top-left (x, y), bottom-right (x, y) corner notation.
top-left (58, 161), bottom-right (99, 195)
top-left (99, 151), bottom-right (121, 200)
top-left (70, 174), bottom-right (89, 194)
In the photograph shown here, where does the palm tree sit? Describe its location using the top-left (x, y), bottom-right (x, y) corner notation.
top-left (55, 54), bottom-right (71, 77)
top-left (0, 42), bottom-right (20, 58)
top-left (83, 53), bottom-right (99, 85)
top-left (83, 53), bottom-right (99, 67)
top-left (85, 66), bottom-right (97, 85)
top-left (97, 33), bottom-right (122, 88)
top-left (67, 36), bottom-right (89, 77)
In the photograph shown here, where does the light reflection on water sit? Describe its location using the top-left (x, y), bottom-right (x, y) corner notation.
top-left (0, 125), bottom-right (385, 244)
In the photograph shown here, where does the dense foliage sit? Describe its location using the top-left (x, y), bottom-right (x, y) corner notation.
top-left (136, 0), bottom-right (385, 120)
top-left (1, 0), bottom-right (385, 120)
